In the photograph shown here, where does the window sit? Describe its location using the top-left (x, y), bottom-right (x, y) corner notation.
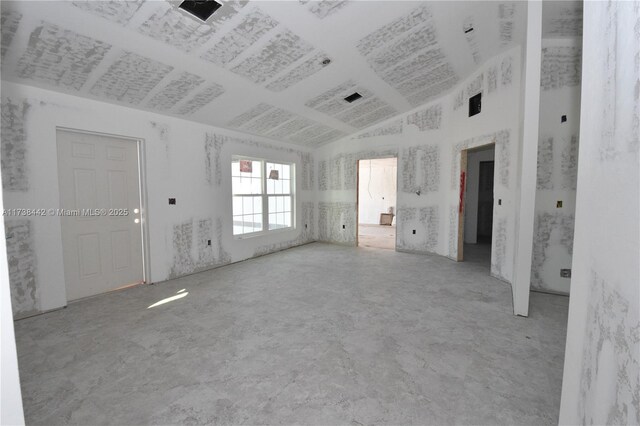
top-left (232, 157), bottom-right (294, 236)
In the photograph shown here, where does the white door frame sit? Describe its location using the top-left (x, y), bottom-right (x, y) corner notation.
top-left (56, 126), bottom-right (151, 290)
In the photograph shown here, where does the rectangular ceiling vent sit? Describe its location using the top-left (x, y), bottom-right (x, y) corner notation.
top-left (344, 92), bottom-right (362, 103)
top-left (179, 0), bottom-right (223, 22)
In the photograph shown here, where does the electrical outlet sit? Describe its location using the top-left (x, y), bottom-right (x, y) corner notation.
top-left (412, 230), bottom-right (416, 234)
top-left (557, 200), bottom-right (563, 208)
top-left (168, 198), bottom-right (176, 205)
top-left (498, 199), bottom-right (502, 206)
top-left (305, 224), bottom-right (308, 229)
top-left (560, 269), bottom-right (572, 278)
top-left (207, 240), bottom-right (211, 246)
top-left (342, 225), bottom-right (345, 229)
top-left (561, 115), bottom-right (567, 123)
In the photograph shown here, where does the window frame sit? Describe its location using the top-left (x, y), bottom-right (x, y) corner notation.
top-left (231, 156), bottom-right (295, 238)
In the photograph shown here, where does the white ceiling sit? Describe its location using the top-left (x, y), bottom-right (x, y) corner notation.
top-left (1, 0), bottom-right (529, 147)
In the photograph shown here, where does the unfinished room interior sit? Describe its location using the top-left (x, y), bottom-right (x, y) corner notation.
top-left (0, 0), bottom-right (638, 425)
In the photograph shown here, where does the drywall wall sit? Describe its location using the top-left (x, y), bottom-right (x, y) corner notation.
top-left (0, 186), bottom-right (25, 425)
top-left (532, 37), bottom-right (581, 295)
top-left (464, 146), bottom-right (495, 244)
top-left (316, 47), bottom-right (523, 287)
top-left (358, 158), bottom-right (397, 225)
top-left (559, 1), bottom-right (639, 424)
top-left (1, 81), bottom-right (315, 318)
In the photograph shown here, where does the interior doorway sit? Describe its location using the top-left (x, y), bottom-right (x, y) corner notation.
top-left (56, 129), bottom-right (146, 301)
top-left (459, 144), bottom-right (495, 264)
top-left (357, 157), bottom-right (398, 250)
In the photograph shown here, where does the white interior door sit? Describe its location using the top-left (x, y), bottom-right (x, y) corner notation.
top-left (56, 129), bottom-right (144, 301)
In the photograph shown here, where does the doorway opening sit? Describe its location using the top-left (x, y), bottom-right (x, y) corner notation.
top-left (56, 128), bottom-right (148, 302)
top-left (357, 157), bottom-right (398, 250)
top-left (459, 144), bottom-right (495, 265)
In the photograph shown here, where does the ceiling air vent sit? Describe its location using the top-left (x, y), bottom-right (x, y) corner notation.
top-left (179, 0), bottom-right (223, 22)
top-left (344, 92), bottom-right (362, 103)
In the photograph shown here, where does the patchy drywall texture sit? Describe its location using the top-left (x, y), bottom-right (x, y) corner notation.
top-left (530, 212), bottom-right (575, 291)
top-left (465, 73), bottom-right (484, 98)
top-left (501, 55), bottom-right (513, 87)
top-left (231, 29), bottom-right (314, 84)
top-left (357, 4), bottom-right (458, 106)
top-left (300, 152), bottom-right (314, 191)
top-left (491, 217), bottom-right (508, 280)
top-left (1, 99), bottom-right (30, 191)
top-left (147, 72), bottom-right (204, 112)
top-left (354, 119), bottom-right (403, 139)
top-left (487, 65), bottom-right (498, 94)
top-left (541, 46), bottom-right (582, 91)
top-left (451, 129), bottom-right (511, 190)
top-left (397, 206), bottom-right (439, 253)
top-left (305, 80), bottom-right (397, 129)
top-left (578, 274), bottom-right (640, 425)
top-left (561, 135), bottom-right (579, 190)
top-left (498, 2), bottom-right (515, 45)
top-left (266, 52), bottom-right (328, 92)
top-left (463, 17), bottom-right (481, 65)
top-left (406, 104), bottom-right (442, 131)
top-left (201, 8), bottom-right (278, 66)
top-left (5, 220), bottom-right (39, 318)
top-left (536, 137), bottom-right (554, 190)
top-left (453, 90), bottom-right (464, 111)
top-left (137, 1), bottom-right (246, 52)
top-left (90, 51), bottom-right (173, 105)
top-left (401, 145), bottom-right (439, 194)
top-left (543, 3), bottom-right (583, 37)
top-left (254, 202), bottom-right (315, 256)
top-left (306, 0), bottom-right (349, 19)
top-left (318, 160), bottom-right (327, 191)
top-left (1, 9), bottom-right (21, 59)
top-left (318, 202), bottom-right (356, 245)
top-left (16, 22), bottom-right (111, 91)
top-left (72, 0), bottom-right (143, 25)
top-left (227, 103), bottom-right (342, 147)
top-left (447, 205), bottom-right (458, 259)
top-left (169, 218), bottom-right (231, 279)
top-left (177, 84), bottom-right (225, 115)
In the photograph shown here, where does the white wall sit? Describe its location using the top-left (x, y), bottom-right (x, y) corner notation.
top-left (316, 47), bottom-right (523, 286)
top-left (0, 189), bottom-right (25, 424)
top-left (464, 146), bottom-right (495, 244)
top-left (559, 1), bottom-right (639, 424)
top-left (358, 158), bottom-right (397, 225)
top-left (1, 82), bottom-right (315, 318)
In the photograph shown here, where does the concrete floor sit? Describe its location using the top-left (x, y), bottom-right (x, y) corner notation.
top-left (358, 224), bottom-right (396, 250)
top-left (15, 243), bottom-right (569, 425)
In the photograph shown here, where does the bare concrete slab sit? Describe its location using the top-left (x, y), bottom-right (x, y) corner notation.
top-left (14, 243), bottom-right (568, 425)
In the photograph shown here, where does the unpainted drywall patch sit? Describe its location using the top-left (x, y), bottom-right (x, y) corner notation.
top-left (491, 217), bottom-right (508, 279)
top-left (90, 51), bottom-right (173, 105)
top-left (305, 80), bottom-right (397, 129)
top-left (579, 273), bottom-right (640, 426)
top-left (401, 145), bottom-right (439, 194)
top-left (530, 211), bottom-right (574, 290)
top-left (354, 119), bottom-right (403, 139)
top-left (138, 1), bottom-right (246, 52)
top-left (537, 136), bottom-right (554, 190)
top-left (72, 0), bottom-right (144, 25)
top-left (300, 152), bottom-right (314, 191)
top-left (169, 218), bottom-right (231, 279)
top-left (487, 65), bottom-right (498, 94)
top-left (463, 16), bottom-right (482, 64)
top-left (1, 9), bottom-right (21, 59)
top-left (318, 160), bottom-right (327, 191)
top-left (201, 8), bottom-right (279, 66)
top-left (447, 205), bottom-right (458, 259)
top-left (266, 52), bottom-right (328, 92)
top-left (501, 55), bottom-right (513, 87)
top-left (397, 205), bottom-right (439, 253)
top-left (305, 0), bottom-right (349, 19)
top-left (466, 73), bottom-right (484, 98)
top-left (150, 120), bottom-right (170, 162)
top-left (318, 202), bottom-right (356, 245)
top-left (17, 22), bottom-right (111, 91)
top-left (561, 135), bottom-right (579, 190)
top-left (5, 219), bottom-right (39, 317)
top-left (356, 4), bottom-right (458, 106)
top-left (231, 29), bottom-right (314, 84)
top-left (541, 46), bottom-right (582, 91)
top-left (453, 90), bottom-right (464, 111)
top-left (1, 98), bottom-right (30, 191)
top-left (204, 133), bottom-right (224, 186)
top-left (147, 71), bottom-right (204, 111)
top-left (406, 104), bottom-right (442, 131)
top-left (498, 2), bottom-right (515, 45)
top-left (177, 84), bottom-right (225, 115)
top-left (254, 201), bottom-right (315, 256)
top-left (543, 4), bottom-right (583, 37)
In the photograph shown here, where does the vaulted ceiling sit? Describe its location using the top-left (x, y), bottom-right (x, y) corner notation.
top-left (1, 1), bottom-right (528, 147)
